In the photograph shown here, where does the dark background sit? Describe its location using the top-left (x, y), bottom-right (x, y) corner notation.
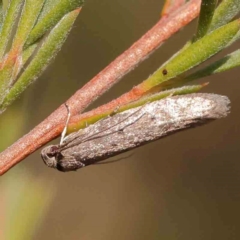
top-left (1, 1), bottom-right (240, 239)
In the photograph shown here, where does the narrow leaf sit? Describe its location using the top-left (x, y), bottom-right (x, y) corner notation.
top-left (227, 28), bottom-right (240, 46)
top-left (139, 19), bottom-right (240, 92)
top-left (11, 0), bottom-right (46, 52)
top-left (0, 48), bottom-right (25, 104)
top-left (156, 50), bottom-right (240, 90)
top-left (194, 0), bottom-right (218, 41)
top-left (182, 50), bottom-right (240, 82)
top-left (1, 9), bottom-right (80, 111)
top-left (0, 0), bottom-right (24, 60)
top-left (22, 44), bottom-right (38, 64)
top-left (209, 0), bottom-right (240, 32)
top-left (25, 0), bottom-right (84, 48)
top-left (0, 58), bottom-right (16, 104)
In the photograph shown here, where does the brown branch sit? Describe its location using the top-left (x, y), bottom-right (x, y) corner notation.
top-left (0, 0), bottom-right (201, 176)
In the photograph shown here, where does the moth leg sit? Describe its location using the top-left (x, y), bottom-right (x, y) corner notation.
top-left (60, 103), bottom-right (71, 146)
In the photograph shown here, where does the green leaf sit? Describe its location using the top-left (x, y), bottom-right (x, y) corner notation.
top-left (140, 19), bottom-right (240, 91)
top-left (0, 0), bottom-right (24, 60)
top-left (183, 50), bottom-right (240, 82)
top-left (227, 28), bottom-right (240, 46)
top-left (22, 43), bottom-right (38, 64)
top-left (25, 0), bottom-right (84, 48)
top-left (0, 43), bottom-right (38, 105)
top-left (194, 0), bottom-right (218, 41)
top-left (0, 61), bottom-right (15, 103)
top-left (11, 0), bottom-right (46, 51)
top-left (209, 0), bottom-right (240, 32)
top-left (155, 49), bottom-right (240, 90)
top-left (0, 9), bottom-right (80, 111)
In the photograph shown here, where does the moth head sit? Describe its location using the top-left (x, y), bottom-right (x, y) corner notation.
top-left (41, 145), bottom-right (60, 169)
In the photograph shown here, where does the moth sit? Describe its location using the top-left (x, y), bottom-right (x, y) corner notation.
top-left (41, 93), bottom-right (230, 172)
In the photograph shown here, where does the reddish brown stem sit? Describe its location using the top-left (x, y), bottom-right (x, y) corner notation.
top-left (0, 0), bottom-right (201, 175)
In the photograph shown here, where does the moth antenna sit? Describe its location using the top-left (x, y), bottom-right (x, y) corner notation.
top-left (60, 103), bottom-right (71, 146)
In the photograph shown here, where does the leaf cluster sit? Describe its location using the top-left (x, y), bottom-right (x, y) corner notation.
top-left (0, 0), bottom-right (84, 113)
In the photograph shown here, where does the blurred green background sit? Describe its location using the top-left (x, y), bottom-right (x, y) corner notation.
top-left (1, 0), bottom-right (240, 239)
